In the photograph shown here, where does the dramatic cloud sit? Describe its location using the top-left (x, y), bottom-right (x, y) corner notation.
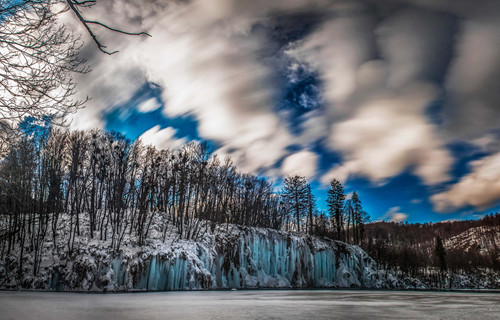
top-left (288, 5), bottom-right (455, 187)
top-left (281, 150), bottom-right (318, 179)
top-left (431, 152), bottom-right (500, 212)
top-left (60, 0), bottom-right (500, 215)
top-left (286, 10), bottom-right (375, 115)
top-left (328, 82), bottom-right (453, 185)
top-left (376, 7), bottom-right (456, 86)
top-left (66, 0), bottom-right (330, 174)
top-left (138, 125), bottom-right (186, 151)
top-left (442, 17), bottom-right (500, 140)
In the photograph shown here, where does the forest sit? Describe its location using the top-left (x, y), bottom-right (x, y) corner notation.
top-left (2, 122), bottom-right (499, 286)
top-left (0, 123), bottom-right (369, 280)
top-left (364, 213), bottom-right (500, 277)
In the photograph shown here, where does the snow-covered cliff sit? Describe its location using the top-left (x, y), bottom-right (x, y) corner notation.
top-left (106, 227), bottom-right (396, 291)
top-left (1, 215), bottom-right (417, 291)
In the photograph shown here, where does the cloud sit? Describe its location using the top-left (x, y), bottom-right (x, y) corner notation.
top-left (281, 150), bottom-right (318, 179)
top-left (287, 6), bottom-right (455, 187)
top-left (328, 81), bottom-right (453, 185)
top-left (431, 152), bottom-right (500, 212)
top-left (137, 98), bottom-right (161, 113)
top-left (59, 0), bottom-right (500, 214)
top-left (442, 17), bottom-right (500, 140)
top-left (384, 206), bottom-right (409, 223)
top-left (376, 7), bottom-right (456, 86)
top-left (286, 10), bottom-right (375, 114)
top-left (67, 0), bottom-right (340, 174)
top-left (138, 125), bottom-right (186, 150)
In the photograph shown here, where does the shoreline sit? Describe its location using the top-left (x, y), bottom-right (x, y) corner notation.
top-left (1, 287), bottom-right (499, 294)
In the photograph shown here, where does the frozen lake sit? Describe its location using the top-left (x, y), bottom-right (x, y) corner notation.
top-left (1, 290), bottom-right (499, 319)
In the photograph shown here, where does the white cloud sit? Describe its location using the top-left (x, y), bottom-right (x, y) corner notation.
top-left (137, 98), bottom-right (161, 113)
top-left (320, 164), bottom-right (349, 185)
top-left (295, 110), bottom-right (329, 147)
top-left (384, 206), bottom-right (409, 223)
top-left (286, 12), bottom-right (375, 115)
top-left (64, 0), bottom-right (317, 175)
top-left (328, 82), bottom-right (453, 186)
top-left (281, 150), bottom-right (318, 179)
top-left (391, 213), bottom-right (409, 223)
top-left (288, 7), bottom-right (455, 187)
top-left (431, 152), bottom-right (500, 212)
top-left (138, 125), bottom-right (186, 150)
top-left (59, 0), bottom-right (500, 211)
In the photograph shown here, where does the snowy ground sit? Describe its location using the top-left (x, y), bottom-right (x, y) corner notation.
top-left (2, 213), bottom-right (416, 290)
top-left (0, 290), bottom-right (499, 320)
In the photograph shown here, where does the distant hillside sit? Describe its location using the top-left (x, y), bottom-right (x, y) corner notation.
top-left (363, 213), bottom-right (500, 273)
top-left (445, 226), bottom-right (500, 256)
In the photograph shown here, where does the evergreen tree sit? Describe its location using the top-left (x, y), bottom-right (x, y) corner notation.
top-left (351, 191), bottom-right (367, 245)
top-left (344, 199), bottom-right (353, 243)
top-left (306, 184), bottom-right (316, 235)
top-left (314, 210), bottom-right (329, 237)
top-left (327, 179), bottom-right (345, 240)
top-left (435, 236), bottom-right (447, 272)
top-left (282, 175), bottom-right (308, 232)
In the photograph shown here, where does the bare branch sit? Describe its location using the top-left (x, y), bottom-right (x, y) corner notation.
top-left (65, 0), bottom-right (150, 55)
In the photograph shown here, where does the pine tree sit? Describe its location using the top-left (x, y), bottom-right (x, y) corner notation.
top-left (327, 179), bottom-right (345, 240)
top-left (351, 191), bottom-right (366, 245)
top-left (344, 199), bottom-right (353, 243)
top-left (435, 236), bottom-right (447, 272)
top-left (306, 184), bottom-right (316, 235)
top-left (282, 175), bottom-right (308, 232)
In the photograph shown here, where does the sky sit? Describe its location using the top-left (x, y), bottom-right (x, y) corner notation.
top-left (61, 0), bottom-right (500, 223)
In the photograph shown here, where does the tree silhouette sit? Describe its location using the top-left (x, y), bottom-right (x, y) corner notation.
top-left (435, 236), bottom-right (447, 272)
top-left (327, 179), bottom-right (345, 240)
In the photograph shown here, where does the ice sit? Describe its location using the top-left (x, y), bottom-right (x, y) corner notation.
top-left (85, 226), bottom-right (390, 290)
top-left (1, 290), bottom-right (499, 320)
top-left (1, 213), bottom-right (417, 291)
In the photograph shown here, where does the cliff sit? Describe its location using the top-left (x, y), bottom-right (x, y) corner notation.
top-left (1, 214), bottom-right (416, 291)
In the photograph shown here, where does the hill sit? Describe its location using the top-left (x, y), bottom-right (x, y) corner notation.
top-left (363, 213), bottom-right (500, 274)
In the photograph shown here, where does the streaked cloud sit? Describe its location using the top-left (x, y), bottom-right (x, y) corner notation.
top-left (281, 150), bottom-right (318, 179)
top-left (58, 0), bottom-right (500, 216)
top-left (137, 98), bottom-right (161, 113)
top-left (139, 125), bottom-right (186, 151)
top-left (432, 152), bottom-right (500, 212)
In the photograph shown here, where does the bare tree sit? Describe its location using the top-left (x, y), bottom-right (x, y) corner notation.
top-left (0, 1), bottom-right (87, 152)
top-left (0, 0), bottom-right (150, 153)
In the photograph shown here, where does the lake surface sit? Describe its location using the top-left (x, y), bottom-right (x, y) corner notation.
top-left (1, 290), bottom-right (499, 319)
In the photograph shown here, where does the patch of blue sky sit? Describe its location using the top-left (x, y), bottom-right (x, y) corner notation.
top-left (104, 82), bottom-right (209, 146)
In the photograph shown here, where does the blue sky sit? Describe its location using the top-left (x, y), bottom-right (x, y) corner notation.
top-left (68, 0), bottom-right (500, 224)
top-left (103, 79), bottom-right (500, 224)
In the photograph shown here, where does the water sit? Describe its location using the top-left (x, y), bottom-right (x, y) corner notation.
top-left (0, 290), bottom-right (499, 319)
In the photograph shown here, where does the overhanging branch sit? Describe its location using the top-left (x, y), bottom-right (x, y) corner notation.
top-left (65, 0), bottom-right (151, 55)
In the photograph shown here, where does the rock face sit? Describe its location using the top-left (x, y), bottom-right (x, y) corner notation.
top-left (2, 218), bottom-right (408, 291)
top-left (106, 227), bottom-right (388, 291)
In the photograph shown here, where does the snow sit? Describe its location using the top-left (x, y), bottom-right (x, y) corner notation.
top-left (0, 213), bottom-right (418, 291)
top-left (445, 225), bottom-right (500, 254)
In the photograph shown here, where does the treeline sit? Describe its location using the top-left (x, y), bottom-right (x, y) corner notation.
top-left (0, 126), bottom-right (369, 275)
top-left (364, 213), bottom-right (500, 276)
top-left (281, 175), bottom-right (369, 245)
